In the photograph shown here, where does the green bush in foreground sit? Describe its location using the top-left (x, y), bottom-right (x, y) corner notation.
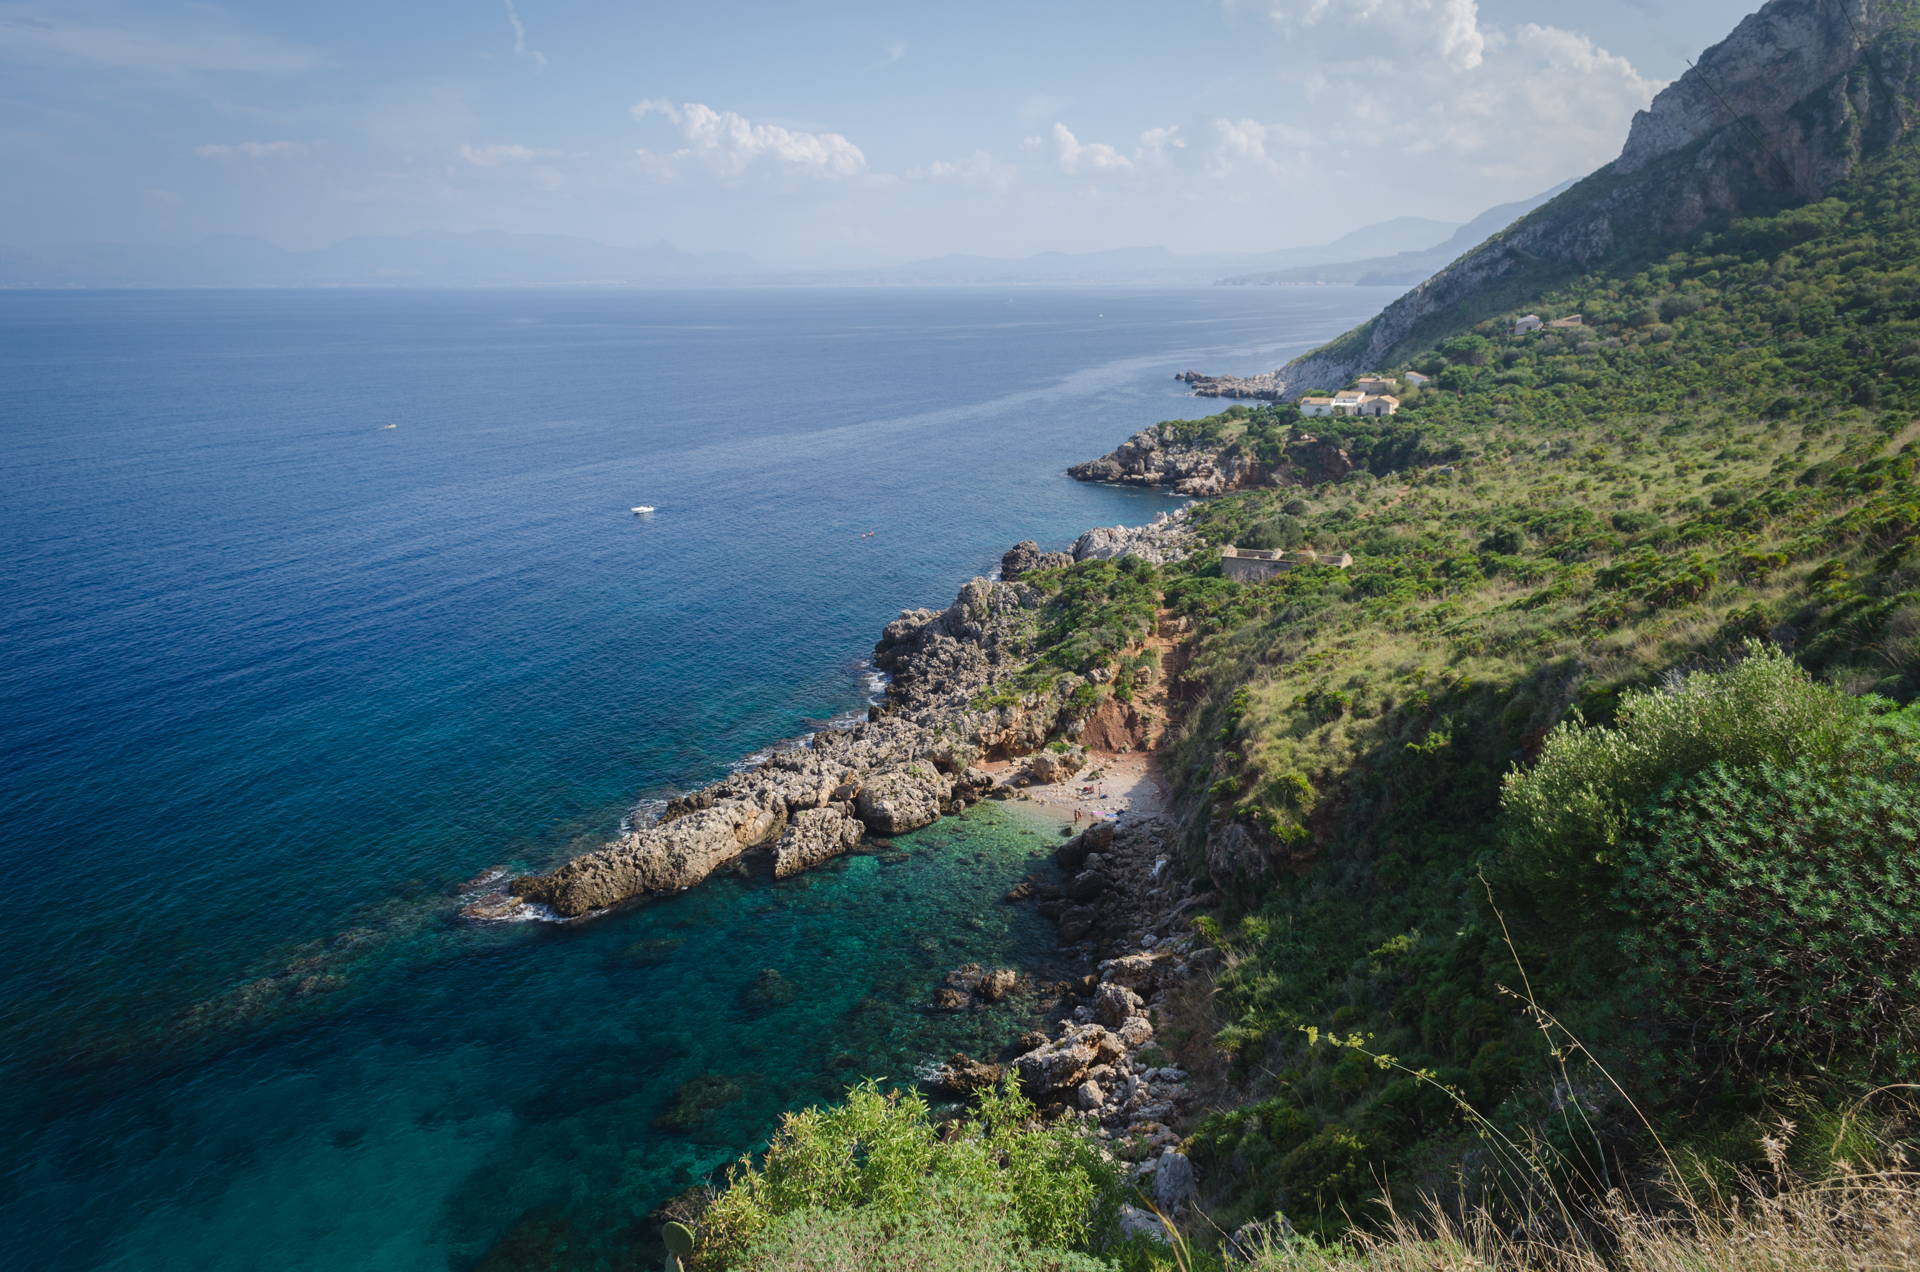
top-left (1497, 643), bottom-right (1878, 914)
top-left (731, 1194), bottom-right (1110, 1272)
top-left (695, 1079), bottom-right (1126, 1270)
top-left (1621, 750), bottom-right (1920, 1071)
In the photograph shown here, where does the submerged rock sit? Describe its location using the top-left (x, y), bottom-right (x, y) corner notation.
top-left (740, 968), bottom-right (797, 1012)
top-left (653, 1074), bottom-right (745, 1134)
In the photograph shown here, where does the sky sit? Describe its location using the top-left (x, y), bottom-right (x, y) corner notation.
top-left (0, 0), bottom-right (1768, 267)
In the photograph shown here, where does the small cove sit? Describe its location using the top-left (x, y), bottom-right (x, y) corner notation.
top-left (0, 285), bottom-right (1387, 1269)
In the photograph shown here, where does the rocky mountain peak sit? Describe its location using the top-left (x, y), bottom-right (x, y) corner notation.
top-left (1617, 0), bottom-right (1901, 174)
top-left (1258, 0), bottom-right (1920, 399)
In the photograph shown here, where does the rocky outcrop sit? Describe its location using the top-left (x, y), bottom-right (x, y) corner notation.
top-left (1000, 540), bottom-right (1073, 581)
top-left (1069, 509), bottom-right (1197, 561)
top-left (511, 802), bottom-right (782, 916)
top-left (771, 805), bottom-right (864, 879)
top-left (1190, 0), bottom-right (1920, 398)
top-left (924, 1053), bottom-right (1005, 1098)
top-left (505, 518), bottom-right (1177, 916)
top-left (931, 963), bottom-right (1022, 1011)
top-left (1069, 426), bottom-right (1354, 496)
top-left (1174, 369), bottom-right (1285, 401)
top-left (1000, 813), bottom-right (1211, 1166)
top-left (854, 765), bottom-right (946, 834)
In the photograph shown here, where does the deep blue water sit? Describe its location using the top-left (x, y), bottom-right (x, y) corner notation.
top-left (0, 286), bottom-right (1385, 1270)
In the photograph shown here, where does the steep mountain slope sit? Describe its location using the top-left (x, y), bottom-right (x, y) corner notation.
top-left (1114, 111), bottom-right (1920, 1242)
top-left (1268, 0), bottom-right (1920, 396)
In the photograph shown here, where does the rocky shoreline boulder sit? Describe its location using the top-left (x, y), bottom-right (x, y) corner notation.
top-left (771, 805), bottom-right (864, 879)
top-left (854, 765), bottom-right (947, 834)
top-left (512, 801), bottom-right (781, 917)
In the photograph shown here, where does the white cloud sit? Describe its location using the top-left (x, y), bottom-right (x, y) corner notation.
top-left (1263, 0), bottom-right (1486, 71)
top-left (1134, 126), bottom-right (1188, 168)
top-left (879, 38), bottom-right (907, 66)
top-left (906, 150), bottom-right (1013, 191)
top-left (502, 0), bottom-right (546, 69)
top-left (194, 140), bottom-right (310, 160)
top-left (1026, 123), bottom-right (1135, 175)
top-left (0, 7), bottom-right (324, 72)
top-left (631, 100), bottom-right (868, 180)
top-left (1249, 0), bottom-right (1660, 186)
top-left (458, 143), bottom-right (556, 166)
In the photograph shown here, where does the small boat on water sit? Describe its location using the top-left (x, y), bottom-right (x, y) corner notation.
top-left (631, 505), bottom-right (656, 515)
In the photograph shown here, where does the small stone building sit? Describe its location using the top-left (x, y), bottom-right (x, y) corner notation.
top-left (1220, 546), bottom-right (1355, 584)
top-left (1514, 314), bottom-right (1544, 333)
top-left (1354, 375), bottom-right (1399, 395)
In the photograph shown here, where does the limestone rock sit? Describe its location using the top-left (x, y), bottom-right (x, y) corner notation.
top-left (1012, 1023), bottom-right (1126, 1097)
top-left (771, 805), bottom-right (864, 879)
top-left (1098, 950), bottom-right (1178, 993)
top-left (1070, 510), bottom-right (1196, 564)
top-left (1092, 982), bottom-right (1144, 1028)
top-left (854, 766), bottom-right (946, 834)
top-left (1000, 540), bottom-right (1073, 581)
top-left (512, 801), bottom-right (781, 917)
top-left (1149, 1150), bottom-right (1198, 1214)
top-left (924, 1053), bottom-right (1004, 1098)
top-left (1118, 1204), bottom-right (1170, 1244)
top-left (1056, 821), bottom-right (1114, 871)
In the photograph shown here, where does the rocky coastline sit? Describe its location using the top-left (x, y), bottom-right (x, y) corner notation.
top-left (1068, 419), bottom-right (1355, 496)
top-left (925, 811), bottom-right (1216, 1236)
top-left (1174, 368), bottom-right (1286, 401)
top-left (465, 509), bottom-right (1195, 921)
top-left (462, 500), bottom-right (1220, 1239)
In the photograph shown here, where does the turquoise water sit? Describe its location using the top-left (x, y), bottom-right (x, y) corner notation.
top-left (0, 286), bottom-right (1385, 1269)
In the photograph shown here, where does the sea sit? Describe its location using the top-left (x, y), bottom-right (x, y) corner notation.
top-left (0, 285), bottom-right (1387, 1271)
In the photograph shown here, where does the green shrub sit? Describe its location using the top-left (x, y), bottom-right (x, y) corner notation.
top-left (1498, 644), bottom-right (1875, 912)
top-left (1619, 749), bottom-right (1920, 1070)
top-left (696, 1080), bottom-right (1125, 1269)
top-left (730, 1192), bottom-right (1110, 1272)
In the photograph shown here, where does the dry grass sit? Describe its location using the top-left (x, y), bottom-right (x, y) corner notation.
top-left (1241, 1164), bottom-right (1920, 1272)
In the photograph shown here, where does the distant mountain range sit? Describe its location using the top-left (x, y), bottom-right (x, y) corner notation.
top-left (0, 231), bottom-right (761, 289)
top-left (0, 197), bottom-right (1561, 289)
top-left (1216, 182), bottom-right (1579, 288)
top-left (820, 217), bottom-right (1461, 286)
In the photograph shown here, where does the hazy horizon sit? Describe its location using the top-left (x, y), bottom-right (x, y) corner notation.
top-left (1, 1), bottom-right (1764, 270)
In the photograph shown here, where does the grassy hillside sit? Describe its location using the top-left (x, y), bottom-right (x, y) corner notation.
top-left (1162, 135), bottom-right (1920, 1236)
top-left (665, 111), bottom-right (1920, 1272)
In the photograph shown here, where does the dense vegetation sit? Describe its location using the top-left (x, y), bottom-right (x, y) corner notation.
top-left (678, 97), bottom-right (1920, 1272)
top-left (1167, 139), bottom-right (1920, 1241)
top-left (690, 1080), bottom-right (1138, 1271)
